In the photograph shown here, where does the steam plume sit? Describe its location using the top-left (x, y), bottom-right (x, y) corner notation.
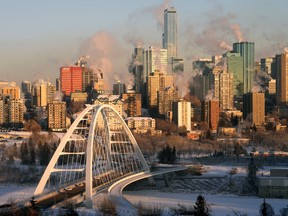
top-left (78, 31), bottom-right (133, 90)
top-left (230, 24), bottom-right (244, 42)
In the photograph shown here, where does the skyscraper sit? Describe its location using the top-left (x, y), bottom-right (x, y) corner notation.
top-left (213, 65), bottom-right (234, 111)
top-left (243, 92), bottom-right (265, 126)
top-left (122, 90), bottom-right (142, 117)
top-left (172, 100), bottom-right (191, 131)
top-left (201, 99), bottom-right (220, 133)
top-left (147, 70), bottom-right (173, 108)
top-left (32, 80), bottom-right (55, 107)
top-left (60, 66), bottom-right (82, 96)
top-left (233, 42), bottom-right (255, 94)
top-left (144, 47), bottom-right (168, 77)
top-left (223, 51), bottom-right (243, 96)
top-left (131, 46), bottom-right (145, 93)
top-left (275, 53), bottom-right (288, 105)
top-left (163, 7), bottom-right (177, 63)
top-left (260, 57), bottom-right (273, 76)
top-left (47, 101), bottom-right (66, 131)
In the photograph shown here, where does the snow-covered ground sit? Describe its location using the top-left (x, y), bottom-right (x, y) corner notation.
top-left (0, 165), bottom-right (287, 215)
top-left (124, 190), bottom-right (287, 216)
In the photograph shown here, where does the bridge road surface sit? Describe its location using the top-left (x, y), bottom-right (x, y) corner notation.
top-left (108, 166), bottom-right (188, 215)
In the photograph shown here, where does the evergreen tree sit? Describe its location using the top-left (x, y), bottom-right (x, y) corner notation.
top-left (259, 199), bottom-right (275, 216)
top-left (244, 157), bottom-right (259, 195)
top-left (20, 142), bottom-right (29, 164)
top-left (29, 138), bottom-right (36, 165)
top-left (13, 143), bottom-right (18, 158)
top-left (39, 142), bottom-right (51, 165)
top-left (193, 195), bottom-right (211, 216)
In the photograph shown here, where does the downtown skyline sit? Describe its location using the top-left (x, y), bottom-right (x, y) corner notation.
top-left (0, 0), bottom-right (288, 85)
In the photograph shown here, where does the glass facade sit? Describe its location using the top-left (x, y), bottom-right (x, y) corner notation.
top-left (163, 7), bottom-right (177, 62)
top-left (233, 42), bottom-right (255, 94)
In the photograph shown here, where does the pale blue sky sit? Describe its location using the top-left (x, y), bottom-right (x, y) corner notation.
top-left (0, 0), bottom-right (287, 85)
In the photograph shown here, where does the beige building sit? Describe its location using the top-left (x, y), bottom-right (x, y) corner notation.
top-left (147, 70), bottom-right (174, 108)
top-left (269, 79), bottom-right (276, 94)
top-left (94, 95), bottom-right (123, 130)
top-left (125, 117), bottom-right (160, 134)
top-left (32, 80), bottom-right (56, 107)
top-left (0, 81), bottom-right (20, 99)
top-left (213, 66), bottom-right (234, 110)
top-left (276, 53), bottom-right (288, 105)
top-left (158, 86), bottom-right (179, 117)
top-left (243, 92), bottom-right (265, 126)
top-left (122, 91), bottom-right (141, 117)
top-left (172, 100), bottom-right (191, 131)
top-left (0, 95), bottom-right (24, 126)
top-left (47, 101), bottom-right (66, 131)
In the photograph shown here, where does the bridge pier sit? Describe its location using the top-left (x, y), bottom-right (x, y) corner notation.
top-left (85, 199), bottom-right (93, 209)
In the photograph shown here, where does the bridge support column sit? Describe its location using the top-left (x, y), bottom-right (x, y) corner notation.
top-left (85, 198), bottom-right (93, 209)
top-left (148, 177), bottom-right (155, 185)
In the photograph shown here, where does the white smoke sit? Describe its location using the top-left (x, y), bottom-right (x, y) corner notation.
top-left (78, 31), bottom-right (133, 90)
top-left (230, 24), bottom-right (244, 42)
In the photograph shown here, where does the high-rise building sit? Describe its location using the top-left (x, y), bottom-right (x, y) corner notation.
top-left (82, 66), bottom-right (95, 92)
top-left (147, 70), bottom-right (173, 108)
top-left (201, 99), bottom-right (220, 133)
top-left (223, 51), bottom-right (243, 96)
top-left (275, 53), bottom-right (288, 105)
top-left (269, 79), bottom-right (276, 95)
top-left (131, 46), bottom-right (145, 93)
top-left (158, 86), bottom-right (179, 117)
top-left (172, 100), bottom-right (191, 131)
top-left (191, 74), bottom-right (210, 101)
top-left (163, 7), bottom-right (177, 68)
top-left (47, 101), bottom-right (66, 131)
top-left (233, 42), bottom-right (255, 94)
top-left (21, 81), bottom-right (32, 95)
top-left (144, 47), bottom-right (168, 79)
top-left (60, 66), bottom-right (82, 96)
top-left (122, 90), bottom-right (141, 117)
top-left (0, 81), bottom-right (20, 99)
top-left (113, 81), bottom-right (126, 95)
top-left (32, 80), bottom-right (55, 107)
top-left (243, 92), bottom-right (265, 126)
top-left (0, 95), bottom-right (24, 126)
top-left (260, 57), bottom-right (273, 76)
top-left (213, 65), bottom-right (234, 110)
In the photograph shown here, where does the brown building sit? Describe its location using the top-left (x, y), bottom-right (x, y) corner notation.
top-left (243, 92), bottom-right (265, 126)
top-left (47, 101), bottom-right (66, 131)
top-left (122, 91), bottom-right (141, 117)
top-left (0, 95), bottom-right (24, 126)
top-left (202, 99), bottom-right (219, 133)
top-left (147, 70), bottom-right (174, 108)
top-left (157, 86), bottom-right (179, 117)
top-left (276, 53), bottom-right (288, 105)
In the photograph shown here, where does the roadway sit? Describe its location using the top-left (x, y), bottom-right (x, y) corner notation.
top-left (108, 166), bottom-right (188, 214)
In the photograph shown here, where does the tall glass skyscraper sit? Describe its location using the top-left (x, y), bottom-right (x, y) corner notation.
top-left (163, 7), bottom-right (177, 64)
top-left (233, 42), bottom-right (255, 94)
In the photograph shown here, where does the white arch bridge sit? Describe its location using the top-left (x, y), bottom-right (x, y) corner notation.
top-left (33, 104), bottom-right (150, 207)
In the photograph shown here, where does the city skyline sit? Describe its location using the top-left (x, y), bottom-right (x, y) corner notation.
top-left (0, 0), bottom-right (288, 85)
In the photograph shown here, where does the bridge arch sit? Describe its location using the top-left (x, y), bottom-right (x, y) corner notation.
top-left (34, 104), bottom-right (149, 203)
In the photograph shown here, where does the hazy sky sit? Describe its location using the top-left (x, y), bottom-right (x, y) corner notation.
top-left (0, 0), bottom-right (287, 85)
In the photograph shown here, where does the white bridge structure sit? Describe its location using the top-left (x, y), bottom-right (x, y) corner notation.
top-left (34, 104), bottom-right (150, 206)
